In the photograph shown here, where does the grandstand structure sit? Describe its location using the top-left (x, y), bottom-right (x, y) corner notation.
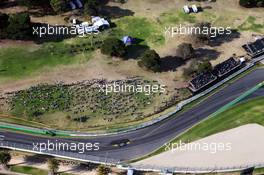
top-left (189, 58), bottom-right (242, 92)
top-left (213, 57), bottom-right (242, 77)
top-left (189, 72), bottom-right (217, 92)
top-left (242, 38), bottom-right (264, 57)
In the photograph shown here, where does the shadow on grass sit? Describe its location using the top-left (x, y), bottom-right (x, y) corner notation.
top-left (209, 29), bottom-right (241, 47)
top-left (160, 56), bottom-right (186, 72)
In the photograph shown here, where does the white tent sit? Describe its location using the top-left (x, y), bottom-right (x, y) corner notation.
top-left (191, 5), bottom-right (198, 13)
top-left (183, 5), bottom-right (190, 14)
top-left (69, 1), bottom-right (76, 10)
top-left (93, 18), bottom-right (110, 29)
top-left (74, 0), bottom-right (83, 8)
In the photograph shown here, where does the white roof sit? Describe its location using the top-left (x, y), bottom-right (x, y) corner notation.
top-left (191, 5), bottom-right (198, 13)
top-left (92, 16), bottom-right (101, 23)
top-left (93, 19), bottom-right (110, 28)
top-left (183, 5), bottom-right (190, 13)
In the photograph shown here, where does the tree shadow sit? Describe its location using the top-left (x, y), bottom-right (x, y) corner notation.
top-left (195, 48), bottom-right (221, 60)
top-left (23, 154), bottom-right (49, 164)
top-left (123, 38), bottom-right (149, 59)
top-left (209, 29), bottom-right (241, 47)
top-left (29, 7), bottom-right (55, 17)
top-left (160, 56), bottom-right (186, 72)
top-left (100, 6), bottom-right (134, 19)
top-left (124, 44), bottom-right (150, 59)
top-left (0, 0), bottom-right (17, 9)
top-left (59, 163), bottom-right (99, 174)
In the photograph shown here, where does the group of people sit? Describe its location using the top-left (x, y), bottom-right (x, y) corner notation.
top-left (214, 57), bottom-right (241, 77)
top-left (189, 57), bottom-right (242, 92)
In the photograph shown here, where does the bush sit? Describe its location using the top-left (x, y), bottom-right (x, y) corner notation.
top-left (192, 22), bottom-right (212, 45)
top-left (6, 12), bottom-right (32, 39)
top-left (50, 0), bottom-right (67, 13)
top-left (138, 49), bottom-right (161, 72)
top-left (97, 165), bottom-right (109, 175)
top-left (0, 13), bottom-right (9, 29)
top-left (101, 37), bottom-right (126, 57)
top-left (197, 60), bottom-right (212, 74)
top-left (239, 0), bottom-right (264, 7)
top-left (84, 0), bottom-right (99, 16)
top-left (176, 43), bottom-right (195, 60)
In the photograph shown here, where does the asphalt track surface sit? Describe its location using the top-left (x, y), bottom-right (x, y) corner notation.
top-left (0, 69), bottom-right (264, 162)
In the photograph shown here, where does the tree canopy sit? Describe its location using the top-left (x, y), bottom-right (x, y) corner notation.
top-left (176, 43), bottom-right (195, 60)
top-left (0, 151), bottom-right (11, 169)
top-left (101, 37), bottom-right (127, 57)
top-left (138, 49), bottom-right (161, 72)
top-left (239, 0), bottom-right (264, 7)
top-left (47, 158), bottom-right (59, 175)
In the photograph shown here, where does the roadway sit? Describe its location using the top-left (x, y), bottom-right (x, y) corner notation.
top-left (0, 68), bottom-right (264, 162)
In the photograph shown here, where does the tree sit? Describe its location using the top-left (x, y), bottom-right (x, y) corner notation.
top-left (50, 0), bottom-right (67, 13)
top-left (47, 158), bottom-right (59, 175)
top-left (101, 37), bottom-right (126, 57)
top-left (239, 0), bottom-right (252, 7)
top-left (192, 22), bottom-right (212, 45)
top-left (0, 151), bottom-right (11, 170)
top-left (0, 13), bottom-right (9, 29)
top-left (138, 49), bottom-right (161, 72)
top-left (97, 165), bottom-right (109, 175)
top-left (197, 60), bottom-right (212, 74)
top-left (176, 43), bottom-right (195, 60)
top-left (84, 0), bottom-right (99, 16)
top-left (6, 12), bottom-right (31, 39)
top-left (239, 0), bottom-right (264, 7)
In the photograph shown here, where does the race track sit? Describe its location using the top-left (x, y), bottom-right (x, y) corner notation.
top-left (1, 68), bottom-right (264, 162)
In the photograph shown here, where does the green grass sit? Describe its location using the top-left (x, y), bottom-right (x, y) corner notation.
top-left (112, 16), bottom-right (165, 46)
top-left (10, 166), bottom-right (47, 175)
top-left (255, 167), bottom-right (264, 174)
top-left (0, 43), bottom-right (88, 79)
top-left (159, 11), bottom-right (196, 25)
top-left (238, 16), bottom-right (264, 33)
top-left (10, 165), bottom-right (73, 175)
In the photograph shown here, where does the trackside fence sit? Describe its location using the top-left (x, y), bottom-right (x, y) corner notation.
top-left (129, 163), bottom-right (264, 174)
top-left (0, 141), bottom-right (120, 166)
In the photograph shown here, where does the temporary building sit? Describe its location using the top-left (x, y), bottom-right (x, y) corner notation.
top-left (122, 36), bottom-right (134, 45)
top-left (91, 16), bottom-right (101, 23)
top-left (127, 169), bottom-right (134, 175)
top-left (183, 5), bottom-right (190, 14)
top-left (191, 5), bottom-right (198, 13)
top-left (74, 0), bottom-right (83, 8)
top-left (93, 18), bottom-right (110, 30)
top-left (69, 1), bottom-right (76, 10)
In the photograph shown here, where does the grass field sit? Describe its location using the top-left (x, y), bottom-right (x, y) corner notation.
top-left (0, 43), bottom-right (90, 80)
top-left (10, 165), bottom-right (73, 175)
top-left (238, 16), bottom-right (264, 34)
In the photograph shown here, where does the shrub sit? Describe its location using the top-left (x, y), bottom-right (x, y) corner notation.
top-left (176, 43), bottom-right (195, 60)
top-left (50, 0), bottom-right (67, 13)
top-left (101, 37), bottom-right (126, 57)
top-left (6, 12), bottom-right (32, 39)
top-left (197, 60), bottom-right (212, 74)
top-left (138, 49), bottom-right (161, 72)
top-left (97, 165), bottom-right (109, 175)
